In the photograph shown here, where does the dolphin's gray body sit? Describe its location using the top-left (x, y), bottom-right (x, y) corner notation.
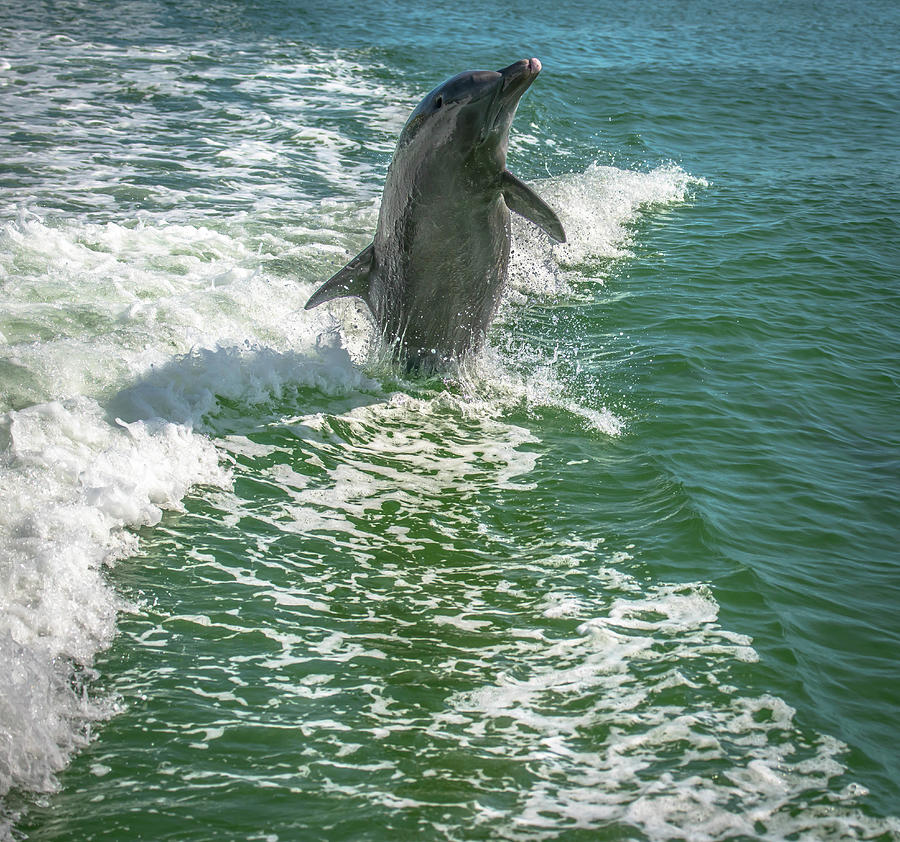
top-left (305, 58), bottom-right (565, 370)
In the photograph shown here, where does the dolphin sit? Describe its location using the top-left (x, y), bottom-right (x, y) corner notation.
top-left (305, 58), bottom-right (565, 371)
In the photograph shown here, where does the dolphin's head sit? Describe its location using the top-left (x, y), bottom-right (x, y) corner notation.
top-left (399, 58), bottom-right (542, 167)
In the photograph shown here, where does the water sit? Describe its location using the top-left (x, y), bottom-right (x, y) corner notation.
top-left (1, 0), bottom-right (898, 838)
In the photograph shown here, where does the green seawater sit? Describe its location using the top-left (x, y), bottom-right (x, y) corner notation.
top-left (1, 0), bottom-right (898, 839)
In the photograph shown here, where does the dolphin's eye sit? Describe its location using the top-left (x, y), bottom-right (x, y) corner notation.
top-left (434, 95), bottom-right (443, 109)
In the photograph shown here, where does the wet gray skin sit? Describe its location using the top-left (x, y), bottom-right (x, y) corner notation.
top-left (305, 58), bottom-right (565, 372)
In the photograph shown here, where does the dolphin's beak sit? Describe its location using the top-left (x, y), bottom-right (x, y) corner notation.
top-left (477, 58), bottom-right (542, 147)
top-left (498, 57), bottom-right (542, 100)
top-left (480, 58), bottom-right (541, 143)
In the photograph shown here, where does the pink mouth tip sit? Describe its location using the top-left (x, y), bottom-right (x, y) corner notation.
top-left (529, 57), bottom-right (542, 73)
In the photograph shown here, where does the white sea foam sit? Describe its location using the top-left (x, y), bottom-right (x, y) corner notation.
top-left (0, 209), bottom-right (378, 803)
top-left (434, 565), bottom-right (894, 841)
top-left (0, 398), bottom-right (228, 796)
top-left (0, 39), bottom-right (410, 220)
top-left (509, 163), bottom-right (706, 300)
top-left (0, 213), bottom-right (380, 412)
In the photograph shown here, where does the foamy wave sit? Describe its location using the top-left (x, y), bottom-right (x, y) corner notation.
top-left (441, 566), bottom-right (893, 841)
top-left (0, 38), bottom-right (407, 214)
top-left (110, 341), bottom-right (380, 429)
top-left (0, 397), bottom-right (229, 796)
top-left (0, 210), bottom-right (380, 802)
top-left (0, 213), bottom-right (378, 413)
top-left (448, 351), bottom-right (625, 437)
top-left (509, 163), bottom-right (705, 299)
top-left (0, 343), bottom-right (381, 798)
top-left (477, 162), bottom-right (706, 435)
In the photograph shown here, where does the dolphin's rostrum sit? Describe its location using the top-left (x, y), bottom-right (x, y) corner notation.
top-left (305, 58), bottom-right (565, 371)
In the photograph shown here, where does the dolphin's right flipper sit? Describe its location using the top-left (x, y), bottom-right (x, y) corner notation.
top-left (305, 243), bottom-right (375, 310)
top-left (501, 171), bottom-right (566, 242)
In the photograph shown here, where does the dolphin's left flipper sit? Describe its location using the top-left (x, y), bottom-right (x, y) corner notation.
top-left (305, 243), bottom-right (375, 311)
top-left (501, 171), bottom-right (566, 242)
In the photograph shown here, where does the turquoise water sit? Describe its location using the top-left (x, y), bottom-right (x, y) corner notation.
top-left (1, 0), bottom-right (898, 839)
